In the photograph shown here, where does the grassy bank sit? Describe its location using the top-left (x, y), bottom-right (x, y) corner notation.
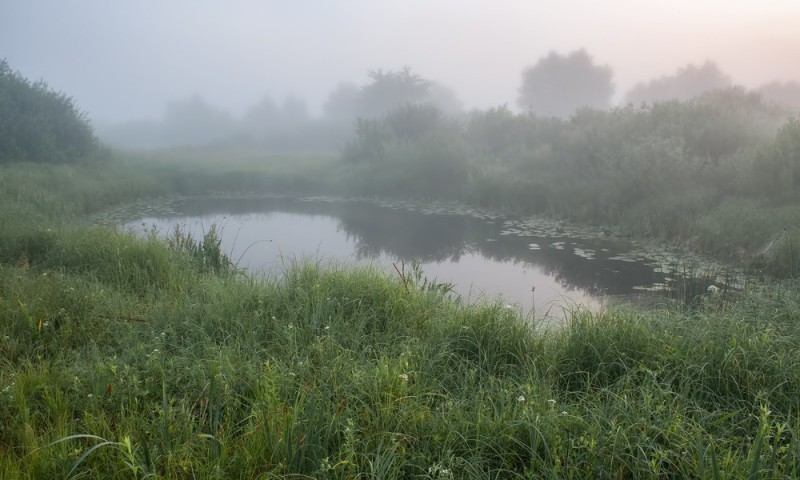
top-left (2, 160), bottom-right (800, 478)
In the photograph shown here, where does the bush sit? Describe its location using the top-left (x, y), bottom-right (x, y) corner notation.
top-left (0, 59), bottom-right (99, 164)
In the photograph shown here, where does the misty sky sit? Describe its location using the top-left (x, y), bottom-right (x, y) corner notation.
top-left (2, 1), bottom-right (799, 123)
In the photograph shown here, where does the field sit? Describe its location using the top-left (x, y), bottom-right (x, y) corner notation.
top-left (2, 159), bottom-right (800, 478)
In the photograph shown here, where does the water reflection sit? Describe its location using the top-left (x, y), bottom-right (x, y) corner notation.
top-left (121, 196), bottom-right (675, 318)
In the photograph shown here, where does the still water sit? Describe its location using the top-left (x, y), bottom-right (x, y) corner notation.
top-left (117, 195), bottom-right (699, 321)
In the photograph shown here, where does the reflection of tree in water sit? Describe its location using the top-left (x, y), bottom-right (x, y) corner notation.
top-left (325, 200), bottom-right (664, 296)
top-left (171, 196), bottom-right (667, 295)
top-left (328, 202), bottom-right (476, 262)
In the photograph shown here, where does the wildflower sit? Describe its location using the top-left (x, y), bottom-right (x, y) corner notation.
top-left (561, 411), bottom-right (568, 416)
top-left (517, 395), bottom-right (526, 403)
top-left (324, 325), bottom-right (330, 331)
top-left (399, 373), bottom-right (409, 382)
top-left (87, 393), bottom-right (93, 399)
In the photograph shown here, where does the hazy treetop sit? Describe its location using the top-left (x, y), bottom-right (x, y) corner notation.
top-left (518, 49), bottom-right (614, 118)
top-left (1, 0), bottom-right (798, 123)
top-left (625, 61), bottom-right (731, 104)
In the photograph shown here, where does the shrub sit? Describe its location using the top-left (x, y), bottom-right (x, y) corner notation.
top-left (0, 59), bottom-right (99, 164)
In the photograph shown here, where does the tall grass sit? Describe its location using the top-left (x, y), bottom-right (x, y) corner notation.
top-left (2, 159), bottom-right (800, 478)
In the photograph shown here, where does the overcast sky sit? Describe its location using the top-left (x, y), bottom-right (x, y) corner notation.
top-left (2, 1), bottom-right (799, 123)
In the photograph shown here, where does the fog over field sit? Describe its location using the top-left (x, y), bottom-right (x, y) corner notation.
top-left (2, 0), bottom-right (799, 125)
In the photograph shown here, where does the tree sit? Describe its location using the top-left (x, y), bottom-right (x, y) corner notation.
top-left (0, 58), bottom-right (99, 163)
top-left (162, 96), bottom-right (236, 145)
top-left (280, 95), bottom-right (309, 126)
top-left (242, 96), bottom-right (280, 128)
top-left (517, 49), bottom-right (614, 118)
top-left (758, 80), bottom-right (800, 112)
top-left (323, 83), bottom-right (360, 120)
top-left (625, 61), bottom-right (731, 105)
top-left (357, 67), bottom-right (431, 117)
top-left (426, 82), bottom-right (463, 116)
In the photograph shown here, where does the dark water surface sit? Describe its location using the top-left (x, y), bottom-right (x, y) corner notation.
top-left (118, 195), bottom-right (700, 323)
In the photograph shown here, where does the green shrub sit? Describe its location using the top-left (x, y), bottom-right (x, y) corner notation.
top-left (0, 59), bottom-right (100, 164)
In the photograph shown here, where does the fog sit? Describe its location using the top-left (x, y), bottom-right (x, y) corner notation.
top-left (2, 0), bottom-right (799, 127)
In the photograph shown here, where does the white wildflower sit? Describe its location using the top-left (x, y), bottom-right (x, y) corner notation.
top-left (517, 395), bottom-right (526, 403)
top-left (398, 373), bottom-right (409, 382)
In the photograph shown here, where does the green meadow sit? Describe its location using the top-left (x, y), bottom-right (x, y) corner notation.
top-left (1, 159), bottom-right (800, 479)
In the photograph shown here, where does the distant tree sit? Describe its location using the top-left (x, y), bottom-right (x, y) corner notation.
top-left (357, 67), bottom-right (431, 117)
top-left (162, 96), bottom-right (236, 145)
top-left (758, 80), bottom-right (800, 112)
top-left (466, 105), bottom-right (530, 156)
top-left (774, 117), bottom-right (800, 190)
top-left (426, 82), bottom-right (463, 116)
top-left (384, 103), bottom-right (444, 142)
top-left (281, 95), bottom-right (309, 126)
top-left (325, 69), bottom-right (462, 121)
top-left (517, 49), bottom-right (614, 118)
top-left (323, 83), bottom-right (360, 120)
top-left (343, 103), bottom-right (467, 197)
top-left (625, 61), bottom-right (731, 104)
top-left (0, 58), bottom-right (99, 163)
top-left (243, 96), bottom-right (280, 128)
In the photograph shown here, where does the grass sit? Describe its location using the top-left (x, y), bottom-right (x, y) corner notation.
top-left (1, 159), bottom-right (800, 478)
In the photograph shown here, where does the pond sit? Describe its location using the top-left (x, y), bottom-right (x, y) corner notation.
top-left (107, 195), bottom-right (723, 324)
